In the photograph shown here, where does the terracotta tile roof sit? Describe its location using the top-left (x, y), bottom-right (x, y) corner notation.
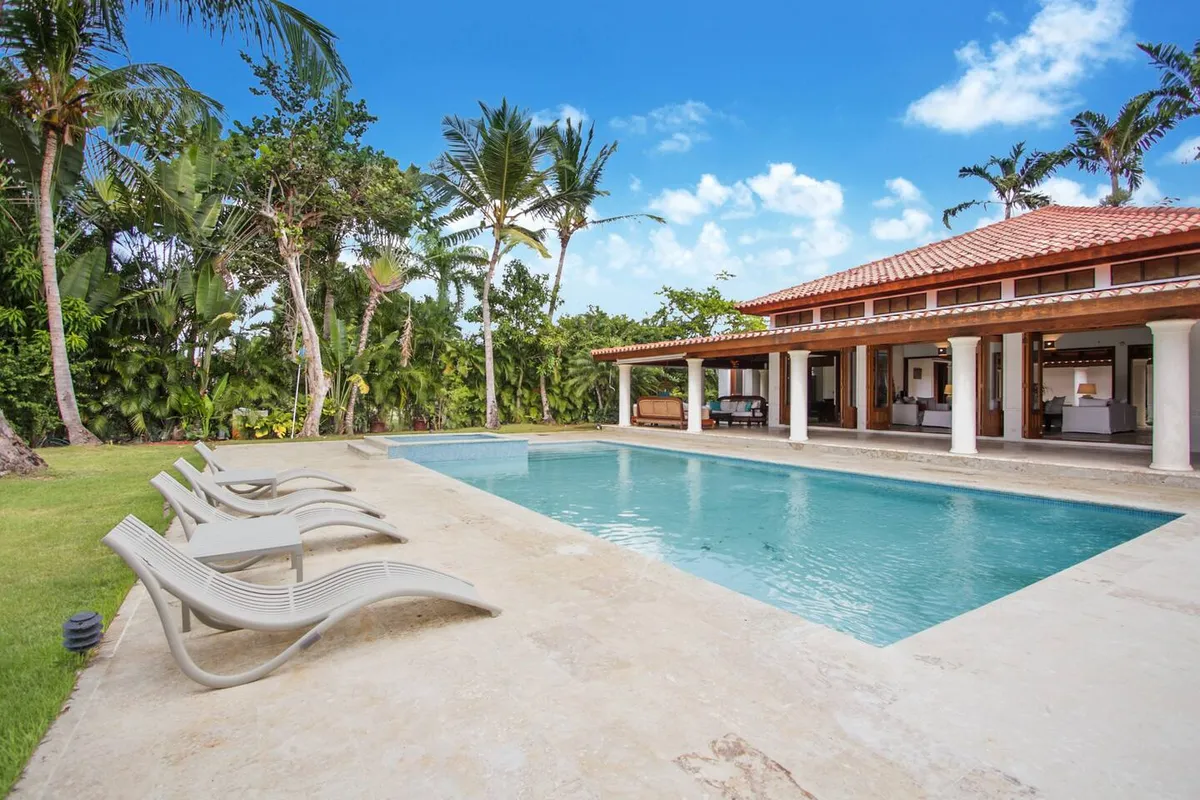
top-left (736, 205), bottom-right (1200, 311)
top-left (591, 277), bottom-right (1200, 358)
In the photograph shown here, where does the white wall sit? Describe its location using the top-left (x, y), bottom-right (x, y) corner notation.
top-left (813, 365), bottom-right (836, 400)
top-left (1044, 367), bottom-right (1113, 403)
top-left (905, 358), bottom-right (936, 398)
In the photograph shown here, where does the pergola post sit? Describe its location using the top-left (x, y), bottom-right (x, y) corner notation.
top-left (789, 350), bottom-right (810, 442)
top-left (855, 344), bottom-right (867, 431)
top-left (1148, 319), bottom-right (1196, 472)
top-left (949, 336), bottom-right (981, 455)
top-left (686, 358), bottom-right (704, 434)
top-left (617, 363), bottom-right (632, 427)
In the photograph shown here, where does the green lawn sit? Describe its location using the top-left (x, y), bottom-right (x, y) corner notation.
top-left (0, 444), bottom-right (201, 796)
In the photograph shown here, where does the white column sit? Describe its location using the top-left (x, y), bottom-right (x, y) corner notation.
top-left (789, 350), bottom-right (810, 442)
top-left (1002, 333), bottom-right (1024, 441)
top-left (949, 336), bottom-right (981, 455)
top-left (1148, 320), bottom-right (1196, 472)
top-left (717, 369), bottom-right (731, 397)
top-left (686, 358), bottom-right (704, 434)
top-left (855, 344), bottom-right (868, 431)
top-left (617, 363), bottom-right (632, 427)
top-left (767, 353), bottom-right (782, 427)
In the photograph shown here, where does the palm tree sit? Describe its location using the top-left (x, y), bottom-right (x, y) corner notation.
top-left (942, 142), bottom-right (1065, 229)
top-left (0, 1), bottom-right (346, 86)
top-left (1066, 95), bottom-right (1174, 205)
top-left (537, 120), bottom-right (663, 422)
top-left (1138, 39), bottom-right (1199, 161)
top-left (342, 245), bottom-right (414, 433)
top-left (0, 0), bottom-right (219, 443)
top-left (430, 100), bottom-right (578, 430)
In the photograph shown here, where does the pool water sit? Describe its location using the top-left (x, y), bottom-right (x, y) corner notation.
top-left (385, 434), bottom-right (500, 443)
top-left (428, 442), bottom-right (1178, 646)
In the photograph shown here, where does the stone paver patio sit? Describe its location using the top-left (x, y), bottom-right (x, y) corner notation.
top-left (16, 434), bottom-right (1200, 799)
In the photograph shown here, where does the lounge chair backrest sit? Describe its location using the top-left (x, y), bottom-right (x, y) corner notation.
top-left (151, 472), bottom-right (232, 539)
top-left (194, 441), bottom-right (227, 473)
top-left (174, 458), bottom-right (259, 514)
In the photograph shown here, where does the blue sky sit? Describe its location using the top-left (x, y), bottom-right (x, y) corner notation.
top-left (125, 0), bottom-right (1197, 318)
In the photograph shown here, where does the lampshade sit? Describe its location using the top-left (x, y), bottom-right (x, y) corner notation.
top-left (1077, 383), bottom-right (1097, 396)
top-left (944, 383), bottom-right (953, 395)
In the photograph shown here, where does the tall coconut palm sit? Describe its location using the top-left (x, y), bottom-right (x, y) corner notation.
top-left (1066, 95), bottom-right (1174, 205)
top-left (537, 120), bottom-right (663, 422)
top-left (342, 245), bottom-right (414, 433)
top-left (942, 142), bottom-right (1065, 229)
top-left (1138, 39), bottom-right (1199, 161)
top-left (430, 100), bottom-right (579, 430)
top-left (0, 0), bottom-right (219, 443)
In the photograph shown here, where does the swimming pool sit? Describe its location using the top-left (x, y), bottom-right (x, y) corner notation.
top-left (378, 433), bottom-right (527, 464)
top-left (428, 441), bottom-right (1178, 646)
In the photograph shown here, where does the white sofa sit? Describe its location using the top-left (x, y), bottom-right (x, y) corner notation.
top-left (892, 402), bottom-right (919, 426)
top-left (1061, 398), bottom-right (1136, 434)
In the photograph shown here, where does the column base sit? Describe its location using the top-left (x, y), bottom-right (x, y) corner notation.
top-left (1149, 461), bottom-right (1194, 473)
top-left (950, 447), bottom-right (978, 456)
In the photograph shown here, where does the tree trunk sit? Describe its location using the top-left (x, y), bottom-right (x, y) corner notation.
top-left (0, 409), bottom-right (47, 477)
top-left (278, 232), bottom-right (329, 438)
top-left (343, 289), bottom-right (381, 434)
top-left (38, 129), bottom-right (99, 445)
top-left (482, 236), bottom-right (502, 430)
top-left (322, 279), bottom-right (335, 339)
top-left (539, 234), bottom-right (571, 424)
top-left (1110, 169), bottom-right (1121, 203)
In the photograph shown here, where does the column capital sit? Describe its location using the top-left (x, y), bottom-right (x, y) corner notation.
top-left (788, 349), bottom-right (811, 358)
top-left (1147, 319), bottom-right (1198, 335)
top-left (947, 335), bottom-right (982, 347)
top-left (616, 362), bottom-right (633, 372)
top-left (685, 357), bottom-right (705, 366)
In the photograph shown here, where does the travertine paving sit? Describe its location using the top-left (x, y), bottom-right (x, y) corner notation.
top-left (17, 434), bottom-right (1200, 799)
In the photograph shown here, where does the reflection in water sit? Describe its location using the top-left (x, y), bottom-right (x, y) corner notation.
top-left (430, 443), bottom-right (1175, 646)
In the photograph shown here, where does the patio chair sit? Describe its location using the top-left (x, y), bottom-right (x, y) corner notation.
top-left (103, 515), bottom-right (501, 689)
top-left (175, 458), bottom-right (385, 519)
top-left (152, 472), bottom-right (407, 544)
top-left (194, 441), bottom-right (355, 497)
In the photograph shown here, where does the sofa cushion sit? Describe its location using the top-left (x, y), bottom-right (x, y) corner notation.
top-left (1078, 397), bottom-right (1109, 407)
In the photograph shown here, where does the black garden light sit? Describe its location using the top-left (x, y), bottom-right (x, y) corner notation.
top-left (62, 611), bottom-right (103, 654)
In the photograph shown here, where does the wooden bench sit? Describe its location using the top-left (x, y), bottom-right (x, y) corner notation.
top-left (633, 396), bottom-right (715, 429)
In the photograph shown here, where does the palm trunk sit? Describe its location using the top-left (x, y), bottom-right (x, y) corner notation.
top-left (539, 233), bottom-right (570, 424)
top-left (343, 289), bottom-right (381, 434)
top-left (38, 129), bottom-right (98, 445)
top-left (482, 236), bottom-right (502, 430)
top-left (0, 409), bottom-right (47, 476)
top-left (278, 232), bottom-right (328, 438)
top-left (322, 280), bottom-right (335, 339)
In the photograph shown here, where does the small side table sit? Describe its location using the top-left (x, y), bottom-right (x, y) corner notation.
top-left (182, 517), bottom-right (303, 631)
top-left (211, 468), bottom-right (279, 498)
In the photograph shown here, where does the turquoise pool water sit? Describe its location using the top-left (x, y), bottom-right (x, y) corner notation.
top-left (385, 434), bottom-right (499, 443)
top-left (428, 442), bottom-right (1178, 646)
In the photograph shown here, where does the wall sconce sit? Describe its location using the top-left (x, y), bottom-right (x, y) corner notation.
top-left (936, 342), bottom-right (948, 356)
top-left (1044, 337), bottom-right (1057, 350)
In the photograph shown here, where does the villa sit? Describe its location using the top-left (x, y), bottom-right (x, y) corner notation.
top-left (594, 205), bottom-right (1200, 472)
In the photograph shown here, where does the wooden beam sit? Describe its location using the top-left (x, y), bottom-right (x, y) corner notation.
top-left (595, 287), bottom-right (1200, 361)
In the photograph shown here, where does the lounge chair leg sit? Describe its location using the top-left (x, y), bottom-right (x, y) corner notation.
top-left (182, 604), bottom-right (191, 633)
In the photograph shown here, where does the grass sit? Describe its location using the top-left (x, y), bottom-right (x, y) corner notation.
top-left (227, 423), bottom-right (598, 444)
top-left (0, 444), bottom-right (202, 796)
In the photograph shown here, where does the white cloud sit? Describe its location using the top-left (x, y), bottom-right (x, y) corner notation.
top-left (648, 174), bottom-right (754, 224)
top-left (986, 10), bottom-right (1008, 24)
top-left (905, 0), bottom-right (1130, 133)
top-left (1165, 135), bottom-right (1200, 164)
top-left (746, 163), bottom-right (843, 218)
top-left (1042, 175), bottom-right (1165, 206)
top-left (610, 100), bottom-right (722, 154)
top-left (629, 175), bottom-right (642, 193)
top-left (870, 208), bottom-right (934, 241)
top-left (598, 223), bottom-right (742, 280)
top-left (873, 177), bottom-right (923, 208)
top-left (531, 104), bottom-right (588, 129)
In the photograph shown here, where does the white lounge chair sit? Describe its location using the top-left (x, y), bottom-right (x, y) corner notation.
top-left (152, 472), bottom-right (407, 544)
top-left (103, 515), bottom-right (501, 689)
top-left (175, 459), bottom-right (385, 518)
top-left (194, 441), bottom-right (354, 496)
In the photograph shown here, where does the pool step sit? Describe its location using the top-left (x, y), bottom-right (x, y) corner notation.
top-left (346, 441), bottom-right (385, 460)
